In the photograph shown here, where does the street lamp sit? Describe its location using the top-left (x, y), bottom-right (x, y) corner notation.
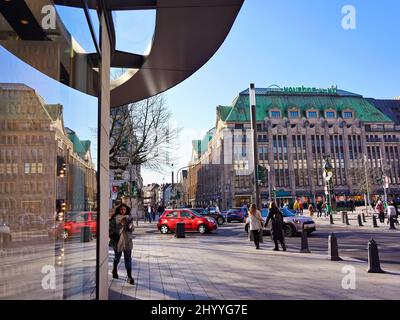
top-left (323, 155), bottom-right (334, 215)
top-left (249, 83), bottom-right (261, 209)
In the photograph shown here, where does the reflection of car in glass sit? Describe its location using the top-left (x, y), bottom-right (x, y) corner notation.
top-left (245, 207), bottom-right (316, 237)
top-left (157, 209), bottom-right (217, 234)
top-left (0, 220), bottom-right (12, 247)
top-left (17, 214), bottom-right (46, 231)
top-left (48, 211), bottom-right (97, 240)
top-left (226, 208), bottom-right (248, 223)
top-left (192, 208), bottom-right (225, 225)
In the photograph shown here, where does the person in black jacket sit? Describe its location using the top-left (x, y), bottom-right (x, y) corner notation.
top-left (109, 204), bottom-right (135, 284)
top-left (265, 201), bottom-right (287, 251)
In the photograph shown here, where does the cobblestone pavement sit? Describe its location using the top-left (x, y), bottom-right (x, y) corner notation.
top-left (108, 219), bottom-right (400, 300)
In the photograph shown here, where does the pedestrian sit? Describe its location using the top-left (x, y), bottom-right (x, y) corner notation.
top-left (147, 205), bottom-right (152, 223)
top-left (151, 206), bottom-right (156, 221)
top-left (375, 197), bottom-right (385, 223)
top-left (249, 203), bottom-right (263, 249)
top-left (265, 201), bottom-right (287, 251)
top-left (322, 201), bottom-right (327, 217)
top-left (387, 201), bottom-right (398, 225)
top-left (308, 203), bottom-right (315, 217)
top-left (293, 199), bottom-right (300, 215)
top-left (316, 200), bottom-right (323, 218)
top-left (109, 204), bottom-right (135, 285)
top-left (299, 200), bottom-right (304, 215)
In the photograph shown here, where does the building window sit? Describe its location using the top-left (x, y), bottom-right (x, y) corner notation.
top-left (24, 163), bottom-right (30, 174)
top-left (308, 111), bottom-right (318, 118)
top-left (326, 111), bottom-right (335, 118)
top-left (271, 111), bottom-right (281, 118)
top-left (289, 111), bottom-right (299, 118)
top-left (343, 111), bottom-right (353, 118)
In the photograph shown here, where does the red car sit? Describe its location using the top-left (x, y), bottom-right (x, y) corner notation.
top-left (48, 211), bottom-right (97, 240)
top-left (157, 209), bottom-right (217, 234)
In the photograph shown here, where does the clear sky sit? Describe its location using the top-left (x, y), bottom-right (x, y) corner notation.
top-left (1, 0), bottom-right (399, 184)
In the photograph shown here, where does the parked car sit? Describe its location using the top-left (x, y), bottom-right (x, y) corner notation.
top-left (48, 211), bottom-right (97, 240)
top-left (245, 207), bottom-right (316, 237)
top-left (17, 214), bottom-right (46, 231)
top-left (157, 209), bottom-right (217, 234)
top-left (226, 207), bottom-right (248, 223)
top-left (192, 207), bottom-right (225, 225)
top-left (0, 220), bottom-right (12, 247)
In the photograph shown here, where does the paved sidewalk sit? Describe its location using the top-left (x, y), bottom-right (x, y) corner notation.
top-left (108, 222), bottom-right (400, 300)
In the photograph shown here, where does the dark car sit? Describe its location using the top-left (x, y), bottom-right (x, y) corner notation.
top-left (196, 207), bottom-right (226, 225)
top-left (226, 207), bottom-right (248, 223)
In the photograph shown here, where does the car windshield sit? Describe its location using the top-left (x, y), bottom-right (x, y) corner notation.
top-left (282, 208), bottom-right (296, 217)
top-left (227, 209), bottom-right (239, 213)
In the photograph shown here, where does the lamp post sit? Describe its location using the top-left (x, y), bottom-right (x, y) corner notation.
top-left (266, 163), bottom-right (272, 203)
top-left (323, 155), bottom-right (334, 215)
top-left (249, 83), bottom-right (261, 209)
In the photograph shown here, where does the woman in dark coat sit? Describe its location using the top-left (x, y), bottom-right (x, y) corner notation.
top-left (109, 203), bottom-right (135, 284)
top-left (265, 201), bottom-right (287, 251)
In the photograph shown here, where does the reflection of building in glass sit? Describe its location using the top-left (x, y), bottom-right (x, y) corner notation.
top-left (188, 86), bottom-right (400, 209)
top-left (0, 83), bottom-right (96, 224)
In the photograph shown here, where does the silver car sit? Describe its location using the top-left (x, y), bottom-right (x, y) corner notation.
top-left (245, 207), bottom-right (316, 237)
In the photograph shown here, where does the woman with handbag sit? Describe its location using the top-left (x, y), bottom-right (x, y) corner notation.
top-left (265, 201), bottom-right (287, 251)
top-left (248, 203), bottom-right (263, 249)
top-left (109, 203), bottom-right (135, 285)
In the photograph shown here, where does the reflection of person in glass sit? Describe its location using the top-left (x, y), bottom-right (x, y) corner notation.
top-left (109, 204), bottom-right (135, 284)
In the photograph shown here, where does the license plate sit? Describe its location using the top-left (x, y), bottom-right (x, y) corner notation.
top-left (304, 223), bottom-right (315, 229)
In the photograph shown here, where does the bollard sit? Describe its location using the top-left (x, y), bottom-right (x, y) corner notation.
top-left (345, 212), bottom-right (350, 225)
top-left (80, 226), bottom-right (91, 242)
top-left (341, 211), bottom-right (346, 224)
top-left (389, 216), bottom-right (396, 230)
top-left (329, 213), bottom-right (334, 225)
top-left (300, 230), bottom-right (310, 253)
top-left (328, 233), bottom-right (342, 261)
top-left (175, 222), bottom-right (185, 238)
top-left (367, 239), bottom-right (384, 273)
top-left (357, 214), bottom-right (363, 227)
top-left (372, 214), bottom-right (378, 228)
top-left (362, 212), bottom-right (366, 223)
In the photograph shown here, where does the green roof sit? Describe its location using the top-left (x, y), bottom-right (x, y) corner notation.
top-left (222, 90), bottom-right (392, 123)
top-left (67, 128), bottom-right (91, 158)
top-left (192, 128), bottom-right (215, 155)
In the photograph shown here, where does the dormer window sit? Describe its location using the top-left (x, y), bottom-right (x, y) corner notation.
top-left (271, 110), bottom-right (281, 118)
top-left (343, 111), bottom-right (353, 119)
top-left (289, 110), bottom-right (299, 118)
top-left (326, 111), bottom-right (335, 118)
top-left (308, 111), bottom-right (318, 118)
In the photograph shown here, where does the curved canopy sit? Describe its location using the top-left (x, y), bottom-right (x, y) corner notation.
top-left (0, 0), bottom-right (244, 107)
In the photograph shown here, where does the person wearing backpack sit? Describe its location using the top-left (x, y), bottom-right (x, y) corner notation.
top-left (265, 201), bottom-right (287, 251)
top-left (109, 203), bottom-right (135, 285)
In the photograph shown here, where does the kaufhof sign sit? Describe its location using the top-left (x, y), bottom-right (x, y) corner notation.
top-left (268, 85), bottom-right (338, 95)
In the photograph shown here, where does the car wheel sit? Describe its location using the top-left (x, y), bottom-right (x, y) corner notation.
top-left (217, 217), bottom-right (224, 225)
top-left (62, 230), bottom-right (69, 240)
top-left (284, 224), bottom-right (295, 237)
top-left (198, 224), bottom-right (207, 234)
top-left (160, 225), bottom-right (169, 234)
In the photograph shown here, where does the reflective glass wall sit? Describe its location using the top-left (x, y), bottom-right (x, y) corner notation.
top-left (0, 1), bottom-right (99, 299)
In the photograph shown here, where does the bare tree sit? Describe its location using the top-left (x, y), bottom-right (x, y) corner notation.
top-left (109, 94), bottom-right (180, 172)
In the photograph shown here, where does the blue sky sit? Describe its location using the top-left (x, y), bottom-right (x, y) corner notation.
top-left (1, 0), bottom-right (399, 184)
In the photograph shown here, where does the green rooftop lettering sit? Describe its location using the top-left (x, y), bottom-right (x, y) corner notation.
top-left (281, 85), bottom-right (337, 95)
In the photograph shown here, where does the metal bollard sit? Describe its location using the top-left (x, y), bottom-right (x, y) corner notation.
top-left (372, 214), bottom-right (378, 228)
top-left (389, 216), bottom-right (396, 230)
top-left (300, 230), bottom-right (310, 253)
top-left (175, 222), bottom-right (185, 238)
top-left (328, 232), bottom-right (342, 261)
top-left (345, 212), bottom-right (350, 225)
top-left (329, 213), bottom-right (334, 225)
top-left (357, 214), bottom-right (363, 227)
top-left (341, 211), bottom-right (346, 224)
top-left (362, 212), bottom-right (366, 223)
top-left (367, 239), bottom-right (384, 273)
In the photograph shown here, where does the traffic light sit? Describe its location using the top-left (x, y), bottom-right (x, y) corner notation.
top-left (59, 163), bottom-right (67, 177)
top-left (131, 181), bottom-right (137, 197)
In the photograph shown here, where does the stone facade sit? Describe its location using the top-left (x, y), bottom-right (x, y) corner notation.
top-left (188, 86), bottom-right (400, 209)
